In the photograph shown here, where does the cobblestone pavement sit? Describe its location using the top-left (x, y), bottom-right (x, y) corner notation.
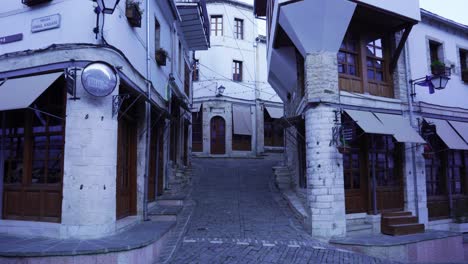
top-left (166, 156), bottom-right (399, 264)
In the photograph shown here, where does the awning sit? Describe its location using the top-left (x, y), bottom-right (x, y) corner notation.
top-left (449, 121), bottom-right (468, 144)
top-left (233, 105), bottom-right (252, 135)
top-left (375, 113), bottom-right (426, 144)
top-left (425, 118), bottom-right (468, 150)
top-left (344, 109), bottom-right (390, 135)
top-left (0, 72), bottom-right (62, 111)
top-left (265, 106), bottom-right (284, 119)
top-left (191, 103), bottom-right (202, 113)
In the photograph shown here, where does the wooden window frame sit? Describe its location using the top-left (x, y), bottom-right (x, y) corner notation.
top-left (233, 60), bottom-right (242, 82)
top-left (210, 15), bottom-right (223, 36)
top-left (155, 18), bottom-right (161, 51)
top-left (234, 18), bottom-right (244, 40)
top-left (338, 31), bottom-right (393, 98)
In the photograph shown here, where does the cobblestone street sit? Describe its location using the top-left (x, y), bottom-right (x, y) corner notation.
top-left (166, 156), bottom-right (398, 264)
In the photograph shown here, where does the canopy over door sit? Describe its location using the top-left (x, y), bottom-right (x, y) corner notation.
top-left (265, 106), bottom-right (284, 119)
top-left (344, 109), bottom-right (390, 135)
top-left (0, 72), bottom-right (63, 111)
top-left (375, 113), bottom-right (426, 144)
top-left (233, 105), bottom-right (252, 135)
top-left (425, 118), bottom-right (468, 150)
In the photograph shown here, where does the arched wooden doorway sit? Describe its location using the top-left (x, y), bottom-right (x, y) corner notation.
top-left (210, 116), bottom-right (226, 154)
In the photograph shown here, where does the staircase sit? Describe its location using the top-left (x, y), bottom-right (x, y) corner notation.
top-left (381, 211), bottom-right (425, 236)
top-left (272, 166), bottom-right (292, 190)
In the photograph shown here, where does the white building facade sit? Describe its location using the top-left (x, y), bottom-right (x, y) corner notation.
top-left (0, 0), bottom-right (209, 240)
top-left (408, 9), bottom-right (468, 232)
top-left (192, 0), bottom-right (283, 158)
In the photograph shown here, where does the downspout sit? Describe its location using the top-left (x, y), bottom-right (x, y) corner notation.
top-left (253, 38), bottom-right (259, 156)
top-left (404, 39), bottom-right (420, 218)
top-left (143, 0), bottom-right (152, 221)
top-left (0, 113), bottom-right (5, 219)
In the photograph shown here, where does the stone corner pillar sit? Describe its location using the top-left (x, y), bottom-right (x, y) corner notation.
top-left (304, 52), bottom-right (346, 239)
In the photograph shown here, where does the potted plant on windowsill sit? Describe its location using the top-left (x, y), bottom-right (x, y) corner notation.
top-left (155, 48), bottom-right (168, 66)
top-left (462, 69), bottom-right (468, 83)
top-left (422, 144), bottom-right (435, 159)
top-left (337, 137), bottom-right (351, 154)
top-left (126, 0), bottom-right (143, 28)
top-left (22, 0), bottom-right (51, 6)
top-left (431, 60), bottom-right (448, 76)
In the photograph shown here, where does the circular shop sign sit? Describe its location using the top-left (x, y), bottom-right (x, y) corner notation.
top-left (81, 62), bottom-right (118, 97)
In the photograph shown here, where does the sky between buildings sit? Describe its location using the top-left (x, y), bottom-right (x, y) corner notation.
top-left (235, 0), bottom-right (468, 30)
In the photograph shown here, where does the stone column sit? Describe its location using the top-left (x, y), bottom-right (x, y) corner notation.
top-left (304, 52), bottom-right (346, 238)
top-left (61, 72), bottom-right (119, 239)
top-left (403, 143), bottom-right (429, 226)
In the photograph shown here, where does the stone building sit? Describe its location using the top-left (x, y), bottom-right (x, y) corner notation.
top-left (407, 9), bottom-right (468, 233)
top-left (0, 0), bottom-right (208, 243)
top-left (192, 0), bottom-right (283, 157)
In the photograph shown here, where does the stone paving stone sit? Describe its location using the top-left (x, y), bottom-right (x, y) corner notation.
top-left (165, 157), bottom-right (401, 264)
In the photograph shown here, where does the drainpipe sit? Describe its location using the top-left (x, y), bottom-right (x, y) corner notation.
top-left (0, 113), bottom-right (5, 219)
top-left (404, 41), bottom-right (420, 218)
top-left (143, 0), bottom-right (152, 221)
top-left (253, 38), bottom-right (259, 156)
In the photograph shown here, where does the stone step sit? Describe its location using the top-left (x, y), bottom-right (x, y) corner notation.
top-left (149, 215), bottom-right (177, 221)
top-left (381, 211), bottom-right (412, 217)
top-left (381, 223), bottom-right (425, 236)
top-left (156, 199), bottom-right (184, 206)
top-left (382, 215), bottom-right (418, 226)
top-left (149, 205), bottom-right (182, 222)
top-left (346, 224), bottom-right (373, 236)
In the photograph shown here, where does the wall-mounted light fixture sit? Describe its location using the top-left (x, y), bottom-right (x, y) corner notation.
top-left (96, 0), bottom-right (121, 14)
top-left (410, 75), bottom-right (450, 101)
top-left (216, 85), bottom-right (225, 97)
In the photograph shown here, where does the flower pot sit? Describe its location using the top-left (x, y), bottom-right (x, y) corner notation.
top-left (126, 4), bottom-right (142, 28)
top-left (431, 65), bottom-right (449, 76)
top-left (22, 0), bottom-right (51, 6)
top-left (155, 50), bottom-right (167, 66)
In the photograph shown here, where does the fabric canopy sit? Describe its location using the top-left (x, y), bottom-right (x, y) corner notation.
top-left (0, 72), bottom-right (62, 111)
top-left (265, 106), bottom-right (284, 119)
top-left (344, 109), bottom-right (390, 135)
top-left (425, 118), bottom-right (468, 150)
top-left (375, 113), bottom-right (426, 144)
top-left (233, 105), bottom-right (252, 135)
top-left (449, 120), bottom-right (468, 144)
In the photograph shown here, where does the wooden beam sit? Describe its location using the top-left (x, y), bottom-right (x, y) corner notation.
top-left (390, 25), bottom-right (413, 74)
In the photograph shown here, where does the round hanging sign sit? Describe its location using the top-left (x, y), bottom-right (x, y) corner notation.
top-left (81, 62), bottom-right (118, 97)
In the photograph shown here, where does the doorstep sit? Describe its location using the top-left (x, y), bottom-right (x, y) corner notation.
top-left (0, 220), bottom-right (175, 258)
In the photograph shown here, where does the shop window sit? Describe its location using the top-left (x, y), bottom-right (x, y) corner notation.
top-left (232, 134), bottom-right (251, 151)
top-left (211, 15), bottom-right (223, 36)
top-left (192, 112), bottom-right (203, 152)
top-left (1, 76), bottom-right (66, 222)
top-left (233, 60), bottom-right (242, 82)
top-left (234, 18), bottom-right (244, 40)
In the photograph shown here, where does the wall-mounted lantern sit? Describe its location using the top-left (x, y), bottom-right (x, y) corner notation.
top-left (410, 74), bottom-right (450, 101)
top-left (96, 0), bottom-right (121, 14)
top-left (216, 85), bottom-right (225, 97)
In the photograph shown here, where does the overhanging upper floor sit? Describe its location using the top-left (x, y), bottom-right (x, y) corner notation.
top-left (176, 0), bottom-right (211, 50)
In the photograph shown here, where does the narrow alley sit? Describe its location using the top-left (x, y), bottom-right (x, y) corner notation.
top-left (164, 157), bottom-right (397, 264)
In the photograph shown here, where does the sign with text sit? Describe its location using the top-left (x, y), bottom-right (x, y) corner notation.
top-left (31, 14), bottom-right (61, 33)
top-left (0, 33), bottom-right (23, 45)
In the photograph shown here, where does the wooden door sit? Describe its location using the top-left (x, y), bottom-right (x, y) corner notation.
top-left (210, 116), bottom-right (225, 155)
top-left (2, 80), bottom-right (65, 223)
top-left (344, 147), bottom-right (368, 214)
top-left (116, 117), bottom-right (137, 219)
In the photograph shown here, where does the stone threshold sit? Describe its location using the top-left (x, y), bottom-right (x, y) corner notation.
top-left (330, 230), bottom-right (462, 247)
top-left (0, 220), bottom-right (175, 257)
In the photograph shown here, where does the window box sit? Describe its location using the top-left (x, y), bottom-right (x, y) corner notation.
top-left (126, 2), bottom-right (142, 28)
top-left (430, 61), bottom-right (450, 76)
top-left (462, 70), bottom-right (468, 83)
top-left (22, 0), bottom-right (51, 6)
top-left (155, 48), bottom-right (168, 66)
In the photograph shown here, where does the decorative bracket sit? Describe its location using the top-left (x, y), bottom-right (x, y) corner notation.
top-left (112, 94), bottom-right (130, 118)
